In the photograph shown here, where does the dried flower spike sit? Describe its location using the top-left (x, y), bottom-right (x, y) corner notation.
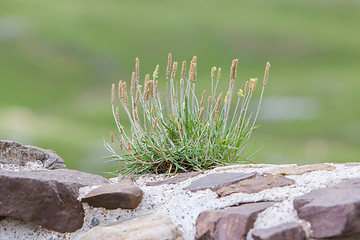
top-left (263, 62), bottom-right (270, 86)
top-left (200, 90), bottom-right (206, 108)
top-left (189, 56), bottom-right (197, 83)
top-left (198, 107), bottom-right (205, 121)
top-left (217, 67), bottom-right (222, 81)
top-left (154, 80), bottom-right (159, 98)
top-left (181, 60), bottom-right (186, 79)
top-left (153, 64), bottom-right (159, 80)
top-left (211, 66), bottom-right (216, 78)
top-left (111, 84), bottom-right (115, 105)
top-left (131, 72), bottom-right (135, 96)
top-left (135, 57), bottom-right (140, 84)
top-left (166, 53), bottom-right (172, 80)
top-left (110, 131), bottom-right (114, 142)
top-left (171, 62), bottom-right (178, 80)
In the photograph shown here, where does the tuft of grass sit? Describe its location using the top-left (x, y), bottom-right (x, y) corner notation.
top-left (105, 54), bottom-right (270, 176)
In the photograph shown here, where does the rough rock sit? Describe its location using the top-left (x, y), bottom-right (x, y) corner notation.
top-left (217, 174), bottom-right (295, 197)
top-left (79, 214), bottom-right (184, 240)
top-left (0, 140), bottom-right (66, 169)
top-left (0, 168), bottom-right (108, 233)
top-left (270, 163), bottom-right (336, 175)
top-left (251, 222), bottom-right (306, 240)
top-left (147, 171), bottom-right (201, 186)
top-left (294, 178), bottom-right (360, 239)
top-left (184, 172), bottom-right (255, 192)
top-left (195, 201), bottom-right (273, 240)
top-left (82, 179), bottom-right (143, 209)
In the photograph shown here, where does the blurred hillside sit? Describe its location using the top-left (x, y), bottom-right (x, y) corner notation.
top-left (1, 0), bottom-right (359, 176)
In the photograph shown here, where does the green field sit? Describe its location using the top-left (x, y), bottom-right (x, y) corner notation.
top-left (1, 0), bottom-right (359, 176)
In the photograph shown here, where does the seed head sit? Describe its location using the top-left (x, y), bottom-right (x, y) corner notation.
top-left (217, 68), bottom-right (222, 81)
top-left (110, 131), bottom-right (114, 142)
top-left (127, 142), bottom-right (131, 152)
top-left (130, 72), bottom-right (135, 96)
top-left (119, 140), bottom-right (123, 150)
top-left (245, 81), bottom-right (249, 92)
top-left (166, 53), bottom-right (172, 80)
top-left (115, 107), bottom-right (119, 122)
top-left (198, 107), bottom-right (205, 121)
top-left (111, 84), bottom-right (115, 105)
top-left (181, 60), bottom-right (186, 79)
top-left (154, 80), bottom-right (159, 98)
top-left (263, 62), bottom-right (270, 86)
top-left (224, 91), bottom-right (230, 103)
top-left (230, 59), bottom-right (238, 80)
top-left (153, 64), bottom-right (159, 80)
top-left (230, 59), bottom-right (238, 89)
top-left (118, 80), bottom-right (122, 99)
top-left (135, 57), bottom-right (140, 84)
top-left (211, 66), bottom-right (217, 79)
top-left (200, 90), bottom-right (206, 108)
top-left (238, 89), bottom-right (244, 98)
top-left (133, 108), bottom-right (139, 122)
top-left (171, 62), bottom-right (178, 80)
top-left (189, 56), bottom-right (197, 83)
top-left (215, 92), bottom-right (223, 117)
top-left (135, 88), bottom-right (140, 106)
top-left (180, 78), bottom-right (184, 87)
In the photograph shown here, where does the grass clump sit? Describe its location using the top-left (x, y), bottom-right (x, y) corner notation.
top-left (106, 54), bottom-right (270, 176)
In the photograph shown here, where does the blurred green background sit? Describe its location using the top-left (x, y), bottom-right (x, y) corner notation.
top-left (1, 0), bottom-right (359, 176)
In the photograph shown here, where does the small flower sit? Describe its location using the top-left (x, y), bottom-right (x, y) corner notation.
top-left (238, 89), bottom-right (244, 97)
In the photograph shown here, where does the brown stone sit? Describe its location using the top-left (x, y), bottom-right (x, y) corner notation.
top-left (252, 222), bottom-right (306, 240)
top-left (0, 169), bottom-right (108, 233)
top-left (0, 140), bottom-right (66, 169)
top-left (82, 179), bottom-right (143, 209)
top-left (195, 202), bottom-right (273, 240)
top-left (146, 171), bottom-right (201, 186)
top-left (79, 214), bottom-right (184, 240)
top-left (217, 174), bottom-right (295, 197)
top-left (184, 172), bottom-right (256, 192)
top-left (270, 163), bottom-right (336, 175)
top-left (294, 178), bottom-right (360, 239)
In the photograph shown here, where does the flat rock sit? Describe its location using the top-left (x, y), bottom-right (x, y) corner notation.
top-left (79, 214), bottom-right (184, 240)
top-left (217, 174), bottom-right (295, 197)
top-left (146, 172), bottom-right (201, 186)
top-left (0, 140), bottom-right (66, 169)
top-left (195, 201), bottom-right (273, 240)
top-left (252, 222), bottom-right (306, 240)
top-left (270, 163), bottom-right (336, 175)
top-left (82, 179), bottom-right (143, 209)
top-left (294, 178), bottom-right (360, 239)
top-left (0, 169), bottom-right (108, 233)
top-left (184, 172), bottom-right (255, 192)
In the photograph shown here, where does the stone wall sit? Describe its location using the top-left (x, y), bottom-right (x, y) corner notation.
top-left (1, 140), bottom-right (360, 240)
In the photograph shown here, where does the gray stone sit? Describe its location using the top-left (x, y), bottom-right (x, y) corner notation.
top-left (252, 222), bottom-right (306, 240)
top-left (0, 140), bottom-right (66, 169)
top-left (147, 171), bottom-right (201, 186)
top-left (217, 174), bottom-right (295, 197)
top-left (184, 172), bottom-right (255, 192)
top-left (91, 217), bottom-right (100, 227)
top-left (79, 214), bottom-right (184, 240)
top-left (294, 178), bottom-right (360, 239)
top-left (0, 169), bottom-right (108, 233)
top-left (82, 179), bottom-right (143, 209)
top-left (195, 202), bottom-right (273, 240)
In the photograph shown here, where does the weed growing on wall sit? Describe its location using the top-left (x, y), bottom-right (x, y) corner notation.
top-left (106, 54), bottom-right (270, 175)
